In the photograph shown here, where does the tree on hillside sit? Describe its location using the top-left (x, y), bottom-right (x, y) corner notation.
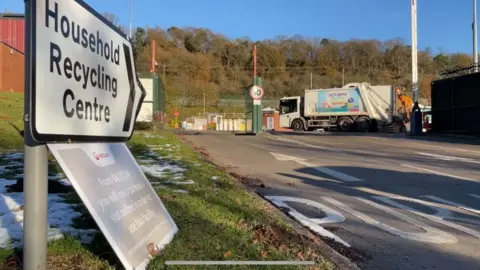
top-left (125, 24), bottom-right (473, 107)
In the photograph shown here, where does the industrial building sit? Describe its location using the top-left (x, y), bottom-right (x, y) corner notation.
top-left (0, 13), bottom-right (25, 93)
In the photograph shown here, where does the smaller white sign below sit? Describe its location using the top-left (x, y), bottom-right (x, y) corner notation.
top-left (48, 143), bottom-right (178, 270)
top-left (267, 117), bottom-right (274, 130)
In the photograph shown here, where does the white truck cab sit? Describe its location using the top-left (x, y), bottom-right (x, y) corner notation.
top-left (279, 96), bottom-right (303, 130)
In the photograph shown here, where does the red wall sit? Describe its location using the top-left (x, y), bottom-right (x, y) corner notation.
top-left (0, 18), bottom-right (25, 53)
top-left (0, 42), bottom-right (25, 92)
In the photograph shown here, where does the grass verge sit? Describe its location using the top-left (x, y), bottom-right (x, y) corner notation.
top-left (128, 131), bottom-right (334, 270)
top-left (0, 92), bottom-right (24, 150)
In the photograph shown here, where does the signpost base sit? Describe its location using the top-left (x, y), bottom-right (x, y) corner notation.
top-left (410, 103), bottom-right (423, 136)
top-left (23, 144), bottom-right (49, 270)
top-left (253, 103), bottom-right (262, 134)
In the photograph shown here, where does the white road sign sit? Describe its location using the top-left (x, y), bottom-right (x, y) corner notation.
top-left (250, 85), bottom-right (264, 100)
top-left (48, 142), bottom-right (178, 270)
top-left (29, 0), bottom-right (146, 142)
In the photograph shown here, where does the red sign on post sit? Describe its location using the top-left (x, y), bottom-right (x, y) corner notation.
top-left (250, 85), bottom-right (264, 100)
top-left (174, 111), bottom-right (179, 117)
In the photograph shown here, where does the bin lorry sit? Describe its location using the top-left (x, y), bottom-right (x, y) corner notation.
top-left (278, 82), bottom-right (409, 132)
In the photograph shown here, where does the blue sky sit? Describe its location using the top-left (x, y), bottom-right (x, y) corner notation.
top-left (3, 0), bottom-right (476, 54)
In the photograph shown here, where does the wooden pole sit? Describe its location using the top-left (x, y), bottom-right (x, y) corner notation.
top-left (151, 40), bottom-right (156, 73)
top-left (253, 44), bottom-right (257, 77)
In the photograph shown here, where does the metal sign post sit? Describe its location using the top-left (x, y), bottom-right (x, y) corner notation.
top-left (23, 1), bottom-right (49, 269)
top-left (251, 82), bottom-right (264, 134)
top-left (251, 45), bottom-right (264, 134)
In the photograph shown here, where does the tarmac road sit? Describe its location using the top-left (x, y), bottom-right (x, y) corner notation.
top-left (181, 130), bottom-right (480, 270)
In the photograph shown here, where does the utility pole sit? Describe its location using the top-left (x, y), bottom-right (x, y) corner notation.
top-left (151, 40), bottom-right (156, 73)
top-left (474, 0), bottom-right (478, 71)
top-left (310, 71), bottom-right (313, 89)
top-left (342, 67), bottom-right (345, 86)
top-left (129, 0), bottom-right (133, 39)
top-left (411, 0), bottom-right (418, 106)
top-left (203, 92), bottom-right (206, 119)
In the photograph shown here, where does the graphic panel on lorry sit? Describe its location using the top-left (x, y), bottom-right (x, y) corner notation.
top-left (316, 89), bottom-right (361, 113)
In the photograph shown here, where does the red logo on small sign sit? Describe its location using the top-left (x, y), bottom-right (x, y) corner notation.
top-left (93, 152), bottom-right (109, 160)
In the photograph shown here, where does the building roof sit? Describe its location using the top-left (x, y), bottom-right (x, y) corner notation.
top-left (0, 13), bottom-right (24, 19)
top-left (0, 41), bottom-right (25, 55)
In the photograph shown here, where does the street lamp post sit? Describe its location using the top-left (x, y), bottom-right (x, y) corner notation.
top-left (129, 0), bottom-right (133, 39)
top-left (410, 0), bottom-right (423, 136)
top-left (474, 0), bottom-right (478, 71)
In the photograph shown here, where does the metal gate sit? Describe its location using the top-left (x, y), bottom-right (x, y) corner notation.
top-left (431, 71), bottom-right (480, 134)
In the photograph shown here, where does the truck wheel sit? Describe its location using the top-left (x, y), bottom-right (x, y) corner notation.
top-left (355, 116), bottom-right (371, 132)
top-left (337, 117), bottom-right (353, 131)
top-left (291, 119), bottom-right (304, 131)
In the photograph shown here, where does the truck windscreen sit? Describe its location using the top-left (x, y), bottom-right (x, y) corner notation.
top-left (280, 99), bottom-right (297, 114)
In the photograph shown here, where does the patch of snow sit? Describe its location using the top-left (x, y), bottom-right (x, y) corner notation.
top-left (212, 176), bottom-right (219, 180)
top-left (48, 173), bottom-right (64, 180)
top-left (0, 154), bottom-right (98, 249)
top-left (138, 158), bottom-right (157, 164)
top-left (47, 173), bottom-right (72, 187)
top-left (172, 174), bottom-right (184, 180)
top-left (173, 189), bottom-right (189, 194)
top-left (13, 174), bottom-right (24, 180)
top-left (165, 180), bottom-right (195, 185)
top-left (143, 134), bottom-right (166, 139)
top-left (0, 192), bottom-right (98, 248)
top-left (2, 153), bottom-right (23, 160)
top-left (0, 179), bottom-right (17, 193)
top-left (139, 150), bottom-right (159, 157)
top-left (141, 164), bottom-right (186, 179)
top-left (58, 178), bottom-right (72, 187)
top-left (2, 162), bottom-right (22, 169)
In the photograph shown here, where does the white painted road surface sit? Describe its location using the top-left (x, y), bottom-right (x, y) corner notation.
top-left (182, 131), bottom-right (480, 270)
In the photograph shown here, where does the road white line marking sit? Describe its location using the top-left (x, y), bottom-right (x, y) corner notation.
top-left (322, 196), bottom-right (457, 244)
top-left (264, 196), bottom-right (350, 247)
top-left (373, 196), bottom-right (480, 239)
top-left (422, 195), bottom-right (480, 216)
top-left (271, 152), bottom-right (364, 182)
top-left (266, 134), bottom-right (343, 153)
top-left (415, 152), bottom-right (480, 164)
top-left (354, 188), bottom-right (480, 232)
top-left (401, 164), bottom-right (478, 182)
top-left (469, 194), bottom-right (480, 200)
top-left (408, 141), bottom-right (480, 155)
top-left (297, 160), bottom-right (364, 182)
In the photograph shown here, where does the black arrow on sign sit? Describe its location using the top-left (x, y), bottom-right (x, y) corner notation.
top-left (122, 43), bottom-right (136, 132)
